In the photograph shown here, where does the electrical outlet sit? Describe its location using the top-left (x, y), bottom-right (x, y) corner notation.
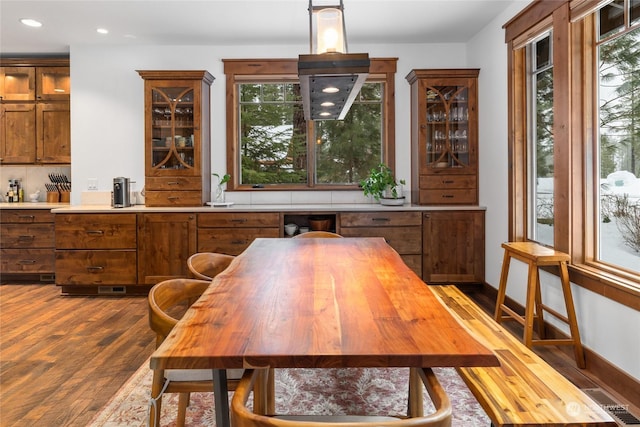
top-left (87, 178), bottom-right (98, 191)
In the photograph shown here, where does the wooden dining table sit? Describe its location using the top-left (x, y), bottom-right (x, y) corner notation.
top-left (150, 237), bottom-right (499, 427)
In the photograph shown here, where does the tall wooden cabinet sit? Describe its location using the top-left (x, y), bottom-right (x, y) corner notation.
top-left (406, 69), bottom-right (479, 205)
top-left (138, 70), bottom-right (213, 206)
top-left (0, 59), bottom-right (70, 164)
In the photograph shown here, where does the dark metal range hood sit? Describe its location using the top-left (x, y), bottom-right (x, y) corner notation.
top-left (298, 52), bottom-right (370, 120)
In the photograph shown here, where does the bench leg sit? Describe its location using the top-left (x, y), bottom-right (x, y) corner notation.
top-left (494, 250), bottom-right (512, 323)
top-left (558, 261), bottom-right (586, 368)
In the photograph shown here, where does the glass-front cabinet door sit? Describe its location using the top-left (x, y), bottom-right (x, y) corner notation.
top-left (149, 85), bottom-right (197, 175)
top-left (423, 81), bottom-right (472, 170)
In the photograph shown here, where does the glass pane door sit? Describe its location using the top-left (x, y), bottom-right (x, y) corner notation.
top-left (424, 84), bottom-right (470, 169)
top-left (151, 87), bottom-right (195, 171)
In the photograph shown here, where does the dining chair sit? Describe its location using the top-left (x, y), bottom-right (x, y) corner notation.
top-left (292, 231), bottom-right (344, 239)
top-left (186, 252), bottom-right (235, 281)
top-left (148, 278), bottom-right (244, 427)
top-left (231, 368), bottom-right (452, 427)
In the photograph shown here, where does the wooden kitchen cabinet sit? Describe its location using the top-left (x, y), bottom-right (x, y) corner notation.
top-left (0, 67), bottom-right (35, 101)
top-left (0, 59), bottom-right (70, 165)
top-left (197, 212), bottom-right (280, 255)
top-left (0, 103), bottom-right (36, 163)
top-left (339, 211), bottom-right (423, 277)
top-left (0, 209), bottom-right (55, 275)
top-left (55, 213), bottom-right (138, 293)
top-left (138, 70), bottom-right (214, 206)
top-left (137, 213), bottom-right (197, 284)
top-left (406, 69), bottom-right (479, 205)
top-left (36, 102), bottom-right (70, 163)
top-left (422, 210), bottom-right (484, 283)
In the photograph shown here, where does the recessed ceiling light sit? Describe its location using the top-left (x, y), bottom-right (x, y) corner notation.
top-left (322, 87), bottom-right (339, 94)
top-left (320, 111), bottom-right (332, 117)
top-left (20, 18), bottom-right (42, 28)
top-left (97, 28), bottom-right (109, 34)
top-left (321, 101), bottom-right (335, 107)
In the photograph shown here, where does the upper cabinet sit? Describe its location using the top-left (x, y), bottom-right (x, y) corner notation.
top-left (0, 59), bottom-right (70, 165)
top-left (36, 67), bottom-right (70, 101)
top-left (0, 67), bottom-right (36, 101)
top-left (138, 70), bottom-right (214, 207)
top-left (406, 69), bottom-right (479, 205)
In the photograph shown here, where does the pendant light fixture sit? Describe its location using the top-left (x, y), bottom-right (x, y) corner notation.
top-left (298, 0), bottom-right (370, 120)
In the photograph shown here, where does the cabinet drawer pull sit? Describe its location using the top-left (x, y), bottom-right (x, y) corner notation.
top-left (86, 266), bottom-right (104, 272)
top-left (167, 181), bottom-right (180, 185)
top-left (18, 215), bottom-right (35, 221)
top-left (372, 217), bottom-right (391, 222)
top-left (442, 194), bottom-right (454, 198)
top-left (231, 219), bottom-right (247, 223)
top-left (86, 230), bottom-right (104, 236)
top-left (167, 196), bottom-right (179, 200)
top-left (231, 239), bottom-right (247, 245)
top-left (17, 259), bottom-right (36, 265)
top-left (442, 180), bottom-right (454, 184)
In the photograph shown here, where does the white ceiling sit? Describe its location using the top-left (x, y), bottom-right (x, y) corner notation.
top-left (0, 0), bottom-right (524, 55)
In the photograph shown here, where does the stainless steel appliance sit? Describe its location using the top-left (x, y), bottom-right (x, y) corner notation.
top-left (112, 177), bottom-right (131, 208)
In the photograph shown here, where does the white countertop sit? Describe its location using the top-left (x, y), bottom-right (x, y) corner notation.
top-left (0, 202), bottom-right (70, 210)
top-left (44, 203), bottom-right (486, 213)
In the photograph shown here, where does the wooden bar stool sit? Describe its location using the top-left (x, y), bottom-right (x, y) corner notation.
top-left (494, 242), bottom-right (586, 368)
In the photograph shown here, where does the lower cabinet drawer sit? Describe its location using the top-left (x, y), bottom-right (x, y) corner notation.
top-left (197, 228), bottom-right (280, 255)
top-left (420, 174), bottom-right (477, 189)
top-left (0, 210), bottom-right (54, 223)
top-left (145, 176), bottom-right (202, 190)
top-left (419, 189), bottom-right (477, 205)
top-left (1, 224), bottom-right (54, 248)
top-left (55, 250), bottom-right (137, 285)
top-left (198, 212), bottom-right (280, 228)
top-left (339, 226), bottom-right (422, 254)
top-left (1, 249), bottom-right (55, 273)
top-left (145, 191), bottom-right (203, 207)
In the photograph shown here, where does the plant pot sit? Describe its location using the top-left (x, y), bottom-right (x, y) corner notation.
top-left (309, 216), bottom-right (331, 231)
top-left (380, 197), bottom-right (405, 206)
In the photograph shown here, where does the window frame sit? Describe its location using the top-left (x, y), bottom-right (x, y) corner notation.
top-left (223, 58), bottom-right (397, 191)
top-left (505, 0), bottom-right (640, 310)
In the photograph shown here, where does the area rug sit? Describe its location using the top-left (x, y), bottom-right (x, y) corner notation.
top-left (89, 361), bottom-right (490, 426)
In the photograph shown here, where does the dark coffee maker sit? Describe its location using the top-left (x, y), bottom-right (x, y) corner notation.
top-left (112, 177), bottom-right (131, 208)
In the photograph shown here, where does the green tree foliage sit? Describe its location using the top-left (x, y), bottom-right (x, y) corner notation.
top-left (239, 82), bottom-right (383, 185)
top-left (599, 27), bottom-right (640, 177)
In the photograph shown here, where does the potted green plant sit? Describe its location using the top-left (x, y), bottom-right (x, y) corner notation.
top-left (360, 163), bottom-right (406, 205)
top-left (212, 173), bottom-right (231, 203)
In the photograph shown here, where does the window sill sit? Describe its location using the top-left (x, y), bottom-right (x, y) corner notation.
top-left (569, 263), bottom-right (640, 311)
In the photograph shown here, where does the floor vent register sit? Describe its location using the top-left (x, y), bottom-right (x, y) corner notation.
top-left (583, 388), bottom-right (640, 425)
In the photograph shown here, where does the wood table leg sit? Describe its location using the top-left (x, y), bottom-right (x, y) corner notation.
top-left (212, 369), bottom-right (230, 427)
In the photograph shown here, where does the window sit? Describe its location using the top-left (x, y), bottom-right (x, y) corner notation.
top-left (527, 32), bottom-right (554, 247)
top-left (596, 1), bottom-right (640, 273)
top-left (224, 59), bottom-right (397, 190)
top-left (505, 0), bottom-right (640, 303)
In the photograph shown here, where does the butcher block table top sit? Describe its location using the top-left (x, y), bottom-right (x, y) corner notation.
top-left (151, 237), bottom-right (498, 371)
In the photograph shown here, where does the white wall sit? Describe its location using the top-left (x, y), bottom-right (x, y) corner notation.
top-left (468, 3), bottom-right (640, 381)
top-left (70, 42), bottom-right (467, 205)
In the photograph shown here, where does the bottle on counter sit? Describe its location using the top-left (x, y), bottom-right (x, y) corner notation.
top-left (18, 187), bottom-right (24, 202)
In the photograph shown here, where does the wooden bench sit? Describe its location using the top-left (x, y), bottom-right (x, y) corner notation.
top-left (430, 285), bottom-right (616, 427)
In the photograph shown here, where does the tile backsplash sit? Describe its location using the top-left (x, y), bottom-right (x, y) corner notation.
top-left (0, 165), bottom-right (71, 203)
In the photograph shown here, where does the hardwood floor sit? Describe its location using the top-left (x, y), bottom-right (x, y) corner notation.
top-left (0, 283), bottom-right (155, 426)
top-left (0, 283), bottom-right (637, 426)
